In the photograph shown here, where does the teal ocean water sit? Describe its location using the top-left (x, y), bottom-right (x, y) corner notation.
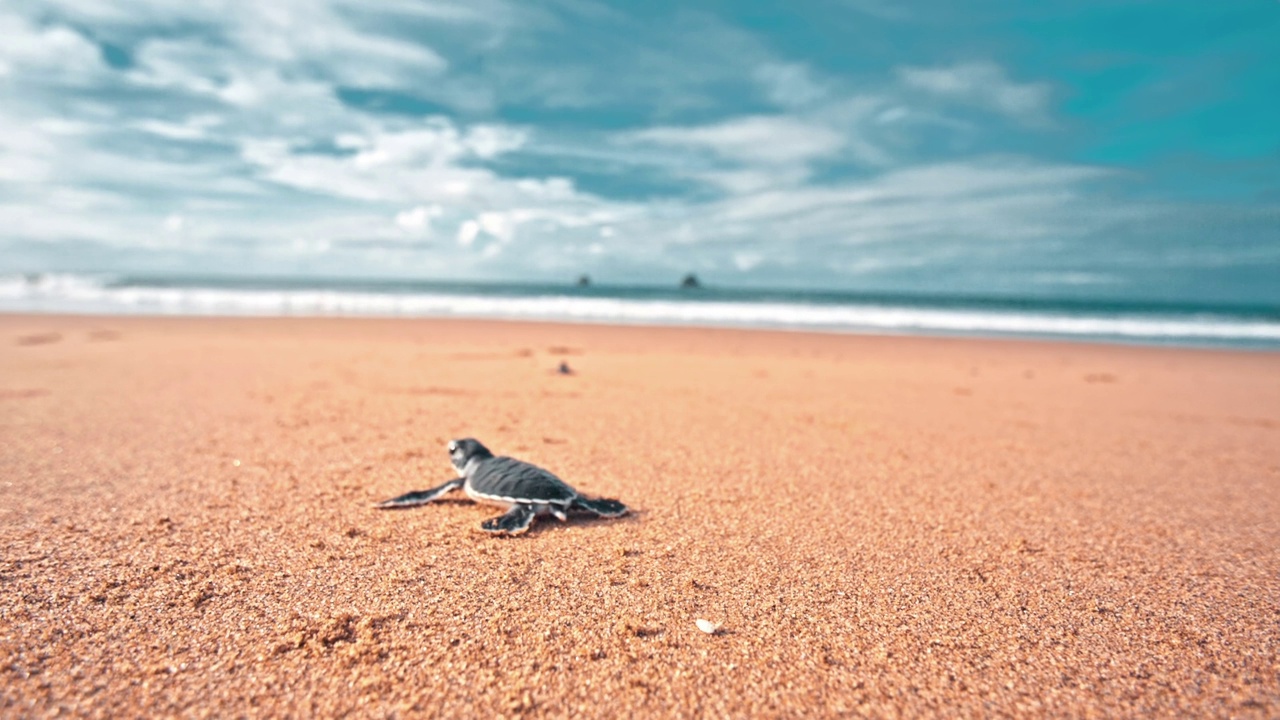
top-left (3, 273), bottom-right (1279, 349)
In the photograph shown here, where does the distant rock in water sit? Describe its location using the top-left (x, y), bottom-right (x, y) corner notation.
top-left (576, 274), bottom-right (591, 287)
top-left (680, 273), bottom-right (701, 289)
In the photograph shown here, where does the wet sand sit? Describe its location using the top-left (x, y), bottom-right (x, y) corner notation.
top-left (2, 314), bottom-right (1278, 717)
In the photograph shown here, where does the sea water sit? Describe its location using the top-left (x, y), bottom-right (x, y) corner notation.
top-left (2, 273), bottom-right (1278, 349)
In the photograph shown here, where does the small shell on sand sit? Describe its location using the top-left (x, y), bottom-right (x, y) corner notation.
top-left (695, 619), bottom-right (720, 635)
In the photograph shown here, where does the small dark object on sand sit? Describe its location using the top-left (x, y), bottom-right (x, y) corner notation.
top-left (374, 438), bottom-right (629, 535)
top-left (557, 361), bottom-right (574, 375)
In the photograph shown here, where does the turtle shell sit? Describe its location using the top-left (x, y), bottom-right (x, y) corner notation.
top-left (466, 456), bottom-right (578, 505)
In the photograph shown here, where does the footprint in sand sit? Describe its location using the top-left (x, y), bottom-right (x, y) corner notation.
top-left (0, 389), bottom-right (51, 400)
top-left (16, 333), bottom-right (62, 346)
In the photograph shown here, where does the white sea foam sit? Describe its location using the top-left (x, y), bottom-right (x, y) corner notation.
top-left (3, 273), bottom-right (1278, 345)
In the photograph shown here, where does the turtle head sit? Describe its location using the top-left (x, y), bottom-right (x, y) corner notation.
top-left (447, 438), bottom-right (493, 473)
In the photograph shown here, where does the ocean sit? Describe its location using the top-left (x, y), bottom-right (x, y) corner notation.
top-left (3, 273), bottom-right (1278, 350)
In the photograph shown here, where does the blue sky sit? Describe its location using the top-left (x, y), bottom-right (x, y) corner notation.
top-left (1, 0), bottom-right (1277, 301)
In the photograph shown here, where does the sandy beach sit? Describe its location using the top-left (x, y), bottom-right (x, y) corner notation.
top-left (2, 314), bottom-right (1278, 717)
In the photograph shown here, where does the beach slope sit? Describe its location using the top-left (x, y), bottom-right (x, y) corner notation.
top-left (2, 315), bottom-right (1278, 717)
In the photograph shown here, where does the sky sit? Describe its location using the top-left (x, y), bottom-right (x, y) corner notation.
top-left (1, 0), bottom-right (1278, 302)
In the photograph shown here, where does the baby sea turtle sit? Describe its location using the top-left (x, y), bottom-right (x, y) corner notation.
top-left (374, 438), bottom-right (628, 535)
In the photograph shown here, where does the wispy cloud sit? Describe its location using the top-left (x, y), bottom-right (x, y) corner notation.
top-left (897, 61), bottom-right (1053, 125)
top-left (754, 62), bottom-right (830, 109)
top-left (0, 0), bottom-right (1272, 298)
top-left (632, 116), bottom-right (845, 165)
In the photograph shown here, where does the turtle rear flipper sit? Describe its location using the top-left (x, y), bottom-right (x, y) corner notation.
top-left (373, 478), bottom-right (464, 509)
top-left (481, 504), bottom-right (537, 535)
top-left (571, 496), bottom-right (629, 518)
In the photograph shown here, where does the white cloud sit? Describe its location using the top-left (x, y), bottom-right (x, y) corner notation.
top-left (486, 9), bottom-right (772, 115)
top-left (240, 6), bottom-right (447, 88)
top-left (133, 115), bottom-right (223, 141)
top-left (562, 154), bottom-right (1136, 283)
top-left (465, 125), bottom-right (528, 159)
top-left (754, 62), bottom-right (828, 108)
top-left (477, 211), bottom-right (517, 242)
top-left (898, 61), bottom-right (1052, 124)
top-left (732, 251), bottom-right (764, 271)
top-left (457, 220), bottom-right (480, 247)
top-left (0, 12), bottom-right (105, 83)
top-left (239, 121), bottom-right (540, 208)
top-left (36, 0), bottom-right (456, 90)
top-left (337, 123), bottom-right (527, 170)
top-left (395, 205), bottom-right (443, 233)
top-left (0, 114), bottom-right (60, 183)
top-left (610, 95), bottom-right (902, 194)
top-left (628, 116), bottom-right (844, 166)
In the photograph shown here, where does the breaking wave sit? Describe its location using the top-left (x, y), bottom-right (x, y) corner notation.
top-left (3, 273), bottom-right (1278, 347)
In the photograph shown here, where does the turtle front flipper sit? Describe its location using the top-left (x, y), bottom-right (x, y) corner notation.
top-left (373, 478), bottom-right (464, 509)
top-left (480, 504), bottom-right (537, 535)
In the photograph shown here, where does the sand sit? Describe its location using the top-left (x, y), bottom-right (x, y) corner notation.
top-left (2, 314), bottom-right (1278, 718)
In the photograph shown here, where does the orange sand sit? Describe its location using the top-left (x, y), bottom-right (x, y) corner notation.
top-left (2, 314), bottom-right (1278, 717)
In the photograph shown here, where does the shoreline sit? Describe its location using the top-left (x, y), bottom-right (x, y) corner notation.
top-left (3, 309), bottom-right (1279, 354)
top-left (3, 313), bottom-right (1278, 716)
